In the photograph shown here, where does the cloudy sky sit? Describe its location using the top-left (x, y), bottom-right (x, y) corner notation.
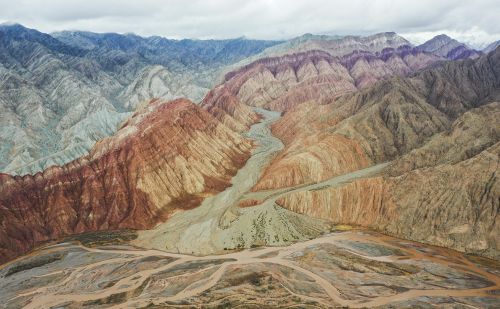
top-left (0, 0), bottom-right (498, 47)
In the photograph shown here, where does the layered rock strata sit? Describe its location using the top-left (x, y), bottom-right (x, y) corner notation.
top-left (255, 47), bottom-right (500, 190)
top-left (254, 49), bottom-right (500, 258)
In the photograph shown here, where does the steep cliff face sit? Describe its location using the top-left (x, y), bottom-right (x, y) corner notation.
top-left (0, 99), bottom-right (252, 264)
top-left (201, 85), bottom-right (260, 133)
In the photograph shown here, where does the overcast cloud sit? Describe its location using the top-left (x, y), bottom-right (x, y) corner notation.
top-left (0, 0), bottom-right (498, 47)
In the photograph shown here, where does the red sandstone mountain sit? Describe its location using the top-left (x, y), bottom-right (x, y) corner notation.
top-left (276, 103), bottom-right (499, 258)
top-left (214, 47), bottom-right (499, 258)
top-left (0, 98), bottom-right (252, 263)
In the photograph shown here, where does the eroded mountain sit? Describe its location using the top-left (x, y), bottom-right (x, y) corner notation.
top-left (0, 28), bottom-right (499, 308)
top-left (0, 23), bottom-right (279, 175)
top-left (247, 47), bottom-right (500, 258)
top-left (0, 98), bottom-right (252, 263)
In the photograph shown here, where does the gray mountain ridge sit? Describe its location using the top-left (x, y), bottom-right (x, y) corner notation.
top-left (0, 23), bottom-right (281, 175)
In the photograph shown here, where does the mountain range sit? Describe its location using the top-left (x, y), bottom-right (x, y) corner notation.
top-left (0, 24), bottom-right (487, 176)
top-left (0, 23), bottom-right (280, 175)
top-left (0, 23), bottom-right (499, 308)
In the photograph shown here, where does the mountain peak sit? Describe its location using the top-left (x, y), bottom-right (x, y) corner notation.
top-left (293, 33), bottom-right (342, 42)
top-left (0, 23), bottom-right (85, 57)
top-left (0, 21), bottom-right (24, 28)
top-left (377, 31), bottom-right (398, 37)
top-left (484, 40), bottom-right (500, 53)
top-left (0, 22), bottom-right (30, 33)
top-left (432, 33), bottom-right (453, 41)
top-left (417, 34), bottom-right (480, 60)
top-left (362, 32), bottom-right (410, 44)
top-left (419, 34), bottom-right (458, 48)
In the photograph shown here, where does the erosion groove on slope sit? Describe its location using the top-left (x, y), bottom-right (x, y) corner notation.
top-left (0, 23), bottom-right (280, 174)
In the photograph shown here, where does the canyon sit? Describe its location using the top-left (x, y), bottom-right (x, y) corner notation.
top-left (2, 26), bottom-right (481, 176)
top-left (1, 101), bottom-right (498, 307)
top-left (0, 24), bottom-right (499, 308)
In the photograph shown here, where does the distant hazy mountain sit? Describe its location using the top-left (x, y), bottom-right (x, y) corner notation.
top-left (483, 40), bottom-right (500, 53)
top-left (417, 34), bottom-right (481, 60)
top-left (0, 23), bottom-right (280, 175)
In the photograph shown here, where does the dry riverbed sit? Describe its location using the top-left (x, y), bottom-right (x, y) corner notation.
top-left (1, 230), bottom-right (499, 308)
